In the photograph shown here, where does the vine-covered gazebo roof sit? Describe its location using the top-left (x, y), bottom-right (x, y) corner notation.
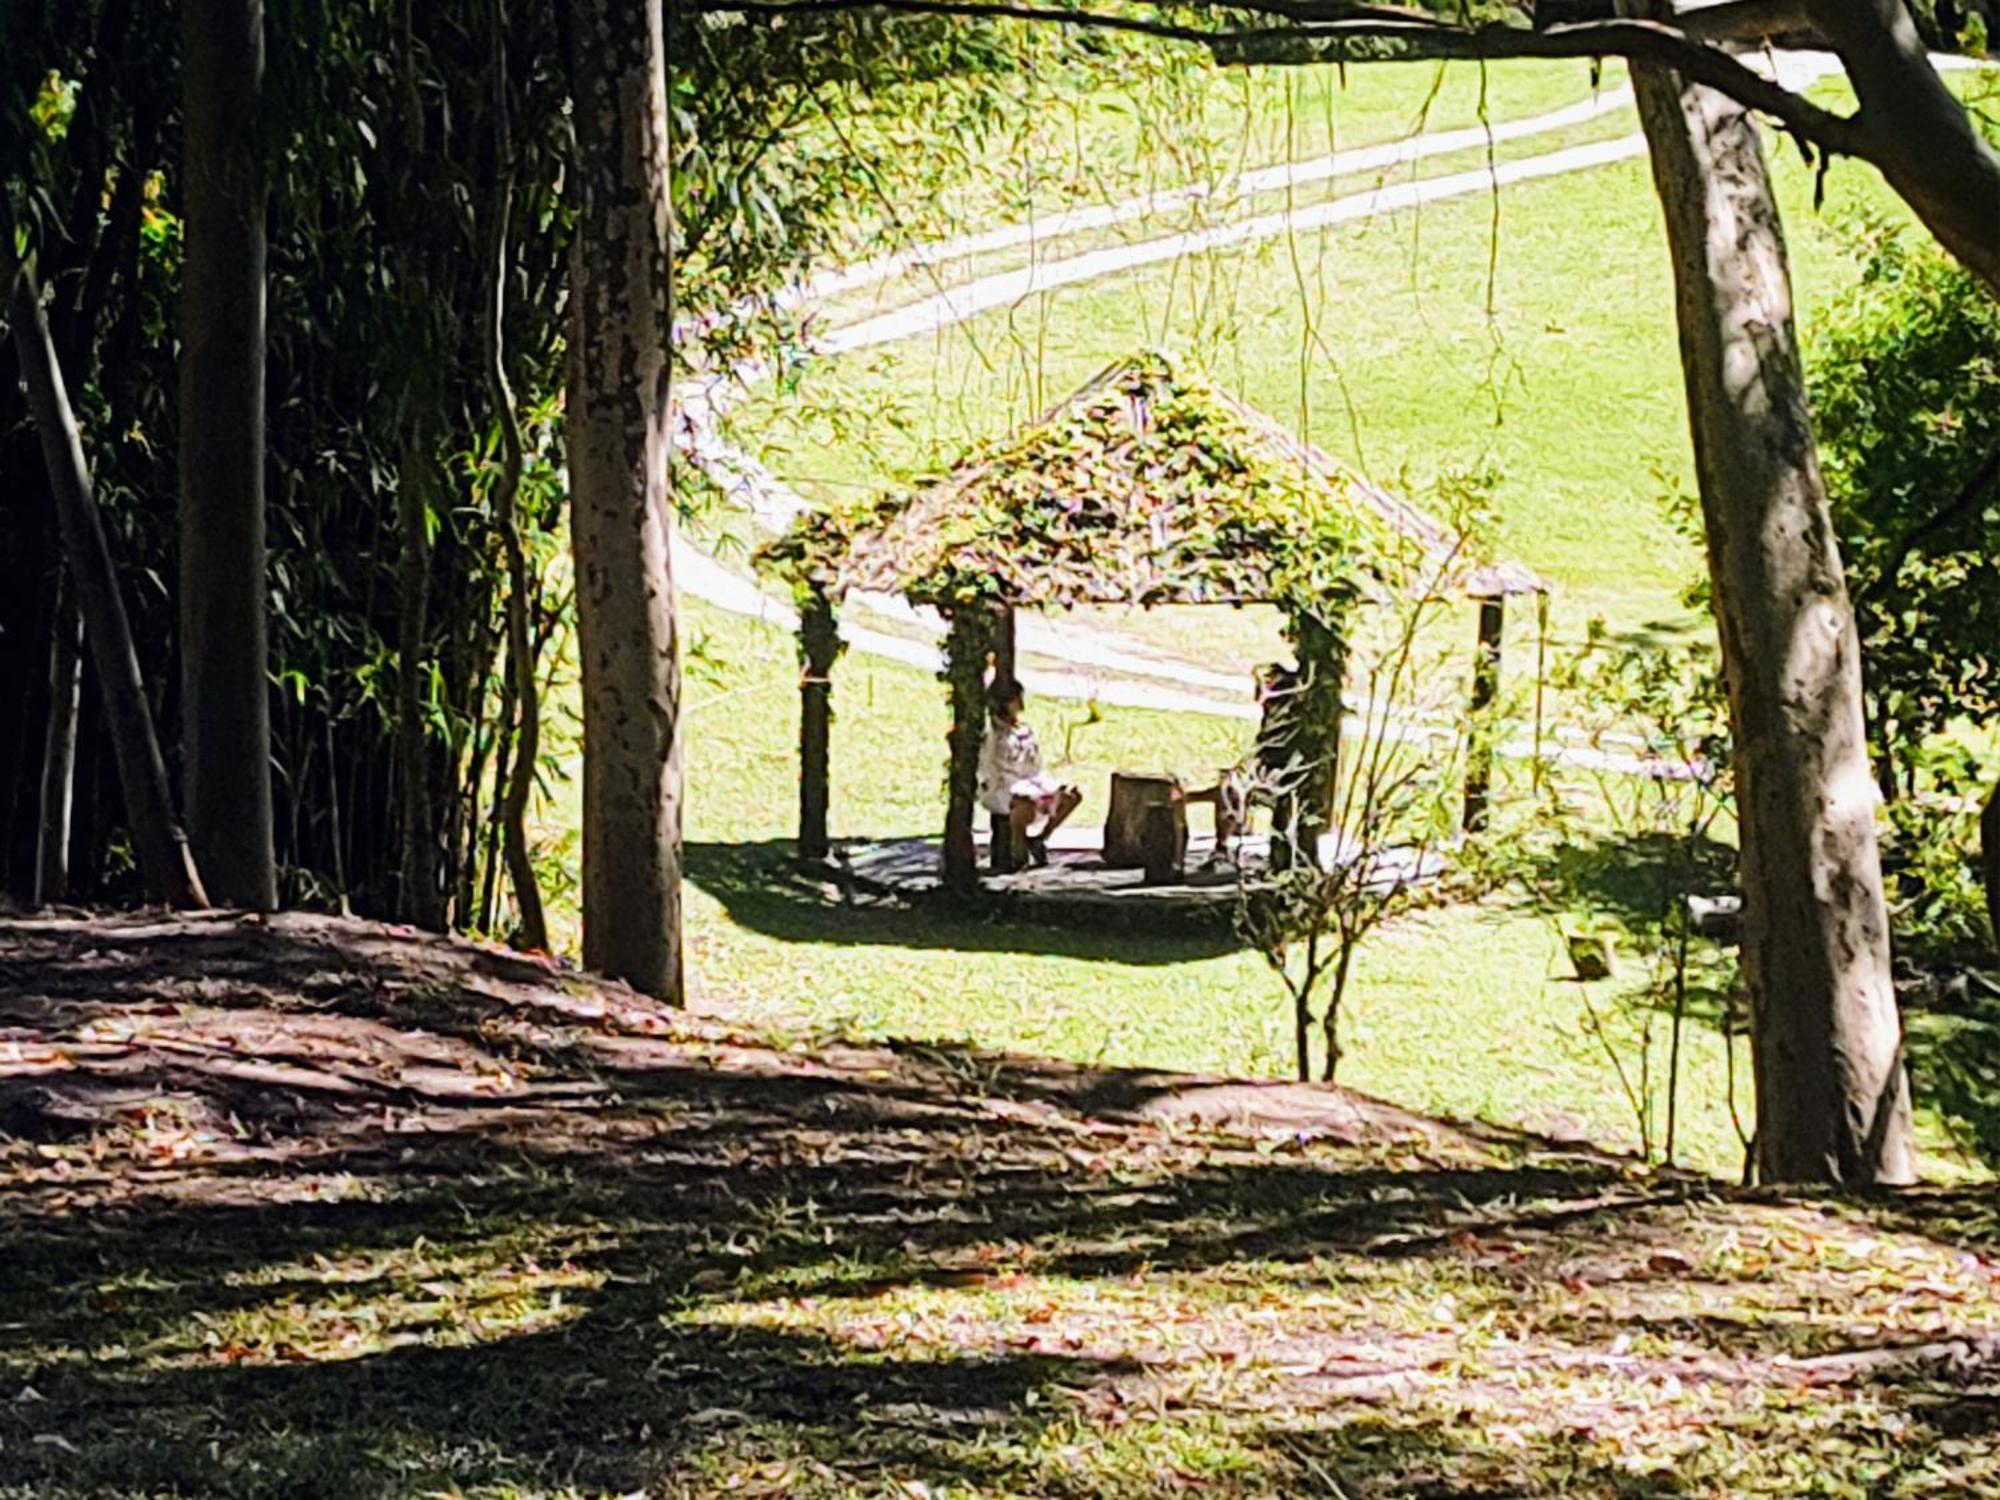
top-left (765, 351), bottom-right (1543, 609)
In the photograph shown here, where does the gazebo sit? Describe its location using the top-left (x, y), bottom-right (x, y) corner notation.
top-left (759, 351), bottom-right (1545, 889)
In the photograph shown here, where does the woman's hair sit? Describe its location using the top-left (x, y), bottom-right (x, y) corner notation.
top-left (986, 677), bottom-right (1024, 722)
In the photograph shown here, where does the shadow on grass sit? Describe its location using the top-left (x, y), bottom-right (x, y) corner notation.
top-left (686, 838), bottom-right (1242, 965)
top-left (1906, 988), bottom-right (2000, 1171)
top-left (1533, 829), bottom-right (2000, 1171)
top-left (1, 912), bottom-right (1995, 1497)
top-left (1535, 828), bottom-right (1738, 943)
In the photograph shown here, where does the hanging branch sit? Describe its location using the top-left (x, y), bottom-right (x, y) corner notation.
top-left (695, 0), bottom-right (2000, 302)
top-left (486, 0), bottom-right (548, 951)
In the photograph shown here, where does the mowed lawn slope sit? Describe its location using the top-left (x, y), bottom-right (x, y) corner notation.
top-left (740, 68), bottom-right (1948, 635)
top-left (537, 599), bottom-right (1961, 1183)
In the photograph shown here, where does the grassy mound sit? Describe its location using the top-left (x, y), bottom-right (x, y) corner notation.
top-left (2, 912), bottom-right (1996, 1497)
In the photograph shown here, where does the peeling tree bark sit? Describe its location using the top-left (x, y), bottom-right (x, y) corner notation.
top-left (179, 0), bottom-right (276, 909)
top-left (1631, 58), bottom-right (1913, 1185)
top-left (566, 0), bottom-right (683, 1000)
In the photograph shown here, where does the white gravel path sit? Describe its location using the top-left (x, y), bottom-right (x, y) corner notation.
top-left (670, 49), bottom-right (1872, 760)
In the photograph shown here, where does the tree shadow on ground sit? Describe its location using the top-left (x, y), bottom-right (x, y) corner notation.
top-left (686, 838), bottom-right (1241, 965)
top-left (1533, 829), bottom-right (1738, 944)
top-left (1528, 829), bottom-right (2000, 1171)
top-left (1904, 985), bottom-right (2000, 1171)
top-left (0, 911), bottom-right (1995, 1498)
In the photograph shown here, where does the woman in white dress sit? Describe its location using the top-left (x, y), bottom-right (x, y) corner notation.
top-left (978, 679), bottom-right (1082, 869)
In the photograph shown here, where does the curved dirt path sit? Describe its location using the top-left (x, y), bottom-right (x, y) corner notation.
top-left (673, 51), bottom-right (1851, 743)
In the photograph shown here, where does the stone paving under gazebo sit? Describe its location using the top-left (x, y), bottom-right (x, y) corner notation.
top-left (760, 349), bottom-right (1545, 901)
top-left (838, 824), bottom-right (1447, 933)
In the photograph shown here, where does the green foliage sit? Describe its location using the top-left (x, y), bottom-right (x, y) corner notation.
top-left (1511, 624), bottom-right (1741, 1166)
top-left (0, 0), bottom-right (576, 923)
top-left (761, 351), bottom-right (1374, 614)
top-left (1237, 502), bottom-right (1485, 1084)
top-left (1882, 740), bottom-right (1995, 962)
top-left (669, 14), bottom-right (1086, 367)
top-left (1810, 214), bottom-right (2000, 791)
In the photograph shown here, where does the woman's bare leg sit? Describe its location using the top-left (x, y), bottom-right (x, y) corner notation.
top-left (1008, 797), bottom-right (1035, 867)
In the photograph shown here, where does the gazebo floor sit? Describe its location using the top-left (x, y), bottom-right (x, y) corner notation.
top-left (832, 826), bottom-right (1443, 934)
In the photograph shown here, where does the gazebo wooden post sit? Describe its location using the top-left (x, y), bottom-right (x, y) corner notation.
top-left (1462, 593), bottom-right (1506, 831)
top-left (796, 584), bottom-right (840, 861)
top-left (941, 605), bottom-right (991, 889)
top-left (991, 601), bottom-right (1017, 687)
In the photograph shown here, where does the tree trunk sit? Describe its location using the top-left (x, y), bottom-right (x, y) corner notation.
top-left (566, 0), bottom-right (683, 1001)
top-left (35, 572), bottom-right (83, 907)
top-left (179, 0), bottom-right (275, 910)
top-left (1631, 60), bottom-right (1913, 1185)
top-left (483, 0), bottom-right (547, 950)
top-left (7, 262), bottom-right (207, 909)
top-left (487, 187), bottom-right (548, 951)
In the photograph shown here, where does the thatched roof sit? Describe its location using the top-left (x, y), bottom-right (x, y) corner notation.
top-left (766, 351), bottom-right (1545, 609)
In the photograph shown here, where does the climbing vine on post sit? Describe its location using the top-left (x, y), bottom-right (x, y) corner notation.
top-left (796, 582), bottom-right (844, 862)
top-left (941, 602), bottom-right (996, 890)
top-left (1243, 507), bottom-right (1489, 1083)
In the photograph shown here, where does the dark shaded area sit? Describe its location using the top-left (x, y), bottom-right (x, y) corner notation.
top-left (1535, 829), bottom-right (1738, 949)
top-left (0, 912), bottom-right (1994, 1498)
top-left (686, 838), bottom-right (1243, 963)
top-left (1903, 978), bottom-right (2000, 1171)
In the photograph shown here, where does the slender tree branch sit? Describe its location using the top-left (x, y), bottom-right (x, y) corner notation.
top-left (696, 1), bottom-right (1867, 158)
top-left (1859, 438), bottom-right (2000, 605)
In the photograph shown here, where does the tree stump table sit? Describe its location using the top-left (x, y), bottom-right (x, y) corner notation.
top-left (1104, 773), bottom-right (1187, 882)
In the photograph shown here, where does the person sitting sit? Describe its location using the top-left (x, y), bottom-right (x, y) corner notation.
top-left (978, 678), bottom-right (1081, 870)
top-left (1185, 662), bottom-right (1305, 858)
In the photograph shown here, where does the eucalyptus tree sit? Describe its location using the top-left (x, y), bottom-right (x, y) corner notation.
top-left (1630, 56), bottom-right (1913, 1183)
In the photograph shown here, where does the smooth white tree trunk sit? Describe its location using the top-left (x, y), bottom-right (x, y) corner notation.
top-left (1631, 59), bottom-right (1913, 1184)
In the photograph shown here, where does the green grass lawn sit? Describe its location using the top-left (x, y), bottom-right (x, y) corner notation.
top-left (545, 599), bottom-right (1976, 1183)
top-left (816, 74), bottom-right (1643, 331)
top-left (736, 70), bottom-right (1968, 641)
top-left (625, 62), bottom-right (2000, 1188)
top-left (915, 56), bottom-right (1634, 261)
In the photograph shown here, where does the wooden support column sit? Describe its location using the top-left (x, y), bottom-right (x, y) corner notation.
top-left (942, 606), bottom-right (991, 889)
top-left (1462, 594), bottom-right (1505, 832)
top-left (991, 603), bottom-right (1017, 687)
top-left (797, 588), bottom-right (839, 861)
